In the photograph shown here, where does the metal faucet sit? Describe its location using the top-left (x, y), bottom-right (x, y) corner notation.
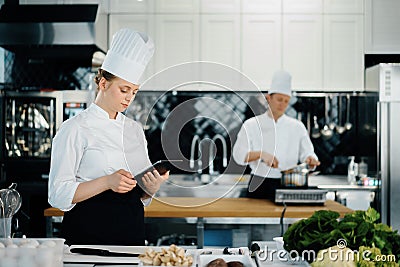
top-left (190, 134), bottom-right (202, 176)
top-left (209, 134), bottom-right (227, 176)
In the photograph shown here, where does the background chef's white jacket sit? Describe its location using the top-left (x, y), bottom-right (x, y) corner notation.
top-left (48, 104), bottom-right (152, 211)
top-left (232, 113), bottom-right (318, 178)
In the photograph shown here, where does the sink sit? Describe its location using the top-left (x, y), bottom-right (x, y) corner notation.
top-left (155, 174), bottom-right (249, 198)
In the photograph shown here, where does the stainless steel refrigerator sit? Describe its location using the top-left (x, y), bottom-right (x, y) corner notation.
top-left (366, 63), bottom-right (400, 231)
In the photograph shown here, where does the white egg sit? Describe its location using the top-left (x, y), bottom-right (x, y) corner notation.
top-left (41, 240), bottom-right (56, 248)
top-left (2, 238), bottom-right (13, 246)
top-left (27, 240), bottom-right (39, 247)
top-left (19, 243), bottom-right (36, 248)
top-left (0, 242), bottom-right (5, 248)
top-left (6, 244), bottom-right (18, 248)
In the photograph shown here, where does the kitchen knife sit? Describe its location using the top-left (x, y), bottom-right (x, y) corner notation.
top-left (70, 247), bottom-right (140, 257)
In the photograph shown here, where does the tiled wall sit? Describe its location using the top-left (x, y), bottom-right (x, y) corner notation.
top-left (129, 91), bottom-right (378, 176)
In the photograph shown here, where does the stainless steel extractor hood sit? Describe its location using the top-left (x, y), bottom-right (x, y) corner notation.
top-left (0, 0), bottom-right (107, 66)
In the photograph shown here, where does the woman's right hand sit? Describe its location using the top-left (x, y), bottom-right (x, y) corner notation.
top-left (261, 152), bottom-right (279, 168)
top-left (107, 169), bottom-right (137, 193)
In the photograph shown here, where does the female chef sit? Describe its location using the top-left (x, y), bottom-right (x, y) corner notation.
top-left (232, 70), bottom-right (320, 200)
top-left (48, 28), bottom-right (168, 245)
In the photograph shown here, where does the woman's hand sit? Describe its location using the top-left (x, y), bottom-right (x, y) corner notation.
top-left (261, 152), bottom-right (279, 168)
top-left (107, 169), bottom-right (137, 193)
top-left (141, 170), bottom-right (169, 196)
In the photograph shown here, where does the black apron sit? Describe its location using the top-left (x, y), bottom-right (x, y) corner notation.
top-left (246, 175), bottom-right (282, 201)
top-left (61, 187), bottom-right (145, 246)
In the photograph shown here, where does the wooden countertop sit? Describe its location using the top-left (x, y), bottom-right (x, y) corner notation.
top-left (44, 197), bottom-right (352, 219)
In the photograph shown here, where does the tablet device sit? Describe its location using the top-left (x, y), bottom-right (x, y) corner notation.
top-left (134, 160), bottom-right (180, 179)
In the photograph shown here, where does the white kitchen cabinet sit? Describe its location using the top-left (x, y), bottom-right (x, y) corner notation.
top-left (201, 15), bottom-right (241, 70)
top-left (200, 0), bottom-right (240, 14)
top-left (283, 0), bottom-right (323, 14)
top-left (241, 15), bottom-right (282, 90)
top-left (109, 14), bottom-right (155, 80)
top-left (241, 0), bottom-right (281, 14)
top-left (323, 0), bottom-right (364, 14)
top-left (283, 15), bottom-right (323, 90)
top-left (154, 0), bottom-right (199, 13)
top-left (108, 0), bottom-right (154, 14)
top-left (365, 0), bottom-right (400, 53)
top-left (323, 15), bottom-right (364, 91)
top-left (153, 15), bottom-right (200, 73)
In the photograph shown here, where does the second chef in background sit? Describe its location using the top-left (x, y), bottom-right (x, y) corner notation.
top-left (232, 70), bottom-right (320, 200)
top-left (48, 28), bottom-right (168, 245)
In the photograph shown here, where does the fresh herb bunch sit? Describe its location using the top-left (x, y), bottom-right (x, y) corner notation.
top-left (283, 208), bottom-right (400, 264)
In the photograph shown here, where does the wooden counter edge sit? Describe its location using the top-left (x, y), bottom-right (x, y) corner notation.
top-left (44, 198), bottom-right (353, 218)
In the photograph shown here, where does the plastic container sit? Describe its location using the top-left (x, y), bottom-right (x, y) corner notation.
top-left (347, 156), bottom-right (358, 184)
top-left (358, 157), bottom-right (368, 178)
top-left (0, 238), bottom-right (65, 267)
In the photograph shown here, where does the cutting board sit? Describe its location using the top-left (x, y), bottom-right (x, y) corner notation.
top-left (64, 245), bottom-right (145, 264)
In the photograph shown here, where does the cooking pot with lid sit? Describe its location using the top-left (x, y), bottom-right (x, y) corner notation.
top-left (280, 163), bottom-right (310, 188)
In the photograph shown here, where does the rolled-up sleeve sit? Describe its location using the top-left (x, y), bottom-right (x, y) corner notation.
top-left (48, 121), bottom-right (83, 211)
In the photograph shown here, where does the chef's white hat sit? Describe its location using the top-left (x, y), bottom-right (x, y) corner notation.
top-left (101, 28), bottom-right (155, 85)
top-left (268, 70), bottom-right (292, 96)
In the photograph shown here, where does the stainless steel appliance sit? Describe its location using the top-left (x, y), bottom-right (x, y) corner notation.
top-left (366, 63), bottom-right (400, 231)
top-left (0, 1), bottom-right (107, 65)
top-left (275, 189), bottom-right (327, 205)
top-left (1, 90), bottom-right (94, 179)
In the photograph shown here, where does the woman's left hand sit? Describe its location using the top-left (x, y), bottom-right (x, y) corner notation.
top-left (141, 170), bottom-right (169, 196)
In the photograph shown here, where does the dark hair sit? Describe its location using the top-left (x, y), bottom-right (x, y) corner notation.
top-left (94, 69), bottom-right (117, 90)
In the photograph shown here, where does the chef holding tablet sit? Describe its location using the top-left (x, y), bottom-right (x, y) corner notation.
top-left (48, 28), bottom-right (168, 245)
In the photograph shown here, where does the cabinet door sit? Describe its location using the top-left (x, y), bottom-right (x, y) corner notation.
top-left (283, 15), bottom-right (323, 90)
top-left (154, 15), bottom-right (200, 73)
top-left (109, 0), bottom-right (154, 14)
top-left (109, 15), bottom-right (155, 80)
top-left (200, 0), bottom-right (240, 13)
top-left (201, 15), bottom-right (241, 69)
top-left (283, 0), bottom-right (323, 13)
top-left (365, 0), bottom-right (400, 53)
top-left (241, 0), bottom-right (281, 13)
top-left (154, 0), bottom-right (199, 13)
top-left (323, 0), bottom-right (364, 14)
top-left (324, 15), bottom-right (364, 90)
top-left (242, 15), bottom-right (282, 90)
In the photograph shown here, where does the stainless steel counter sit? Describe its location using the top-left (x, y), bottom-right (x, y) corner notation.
top-left (309, 175), bottom-right (378, 191)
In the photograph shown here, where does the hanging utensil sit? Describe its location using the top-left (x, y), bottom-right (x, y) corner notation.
top-left (336, 95), bottom-right (346, 134)
top-left (306, 112), bottom-right (311, 136)
top-left (344, 94), bottom-right (353, 130)
top-left (320, 96), bottom-right (333, 139)
top-left (311, 115), bottom-right (321, 138)
top-left (0, 183), bottom-right (22, 218)
top-left (328, 95), bottom-right (336, 130)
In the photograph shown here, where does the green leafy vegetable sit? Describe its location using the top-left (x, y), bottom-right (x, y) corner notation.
top-left (283, 208), bottom-right (400, 264)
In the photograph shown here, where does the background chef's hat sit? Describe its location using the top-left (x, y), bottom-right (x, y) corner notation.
top-left (101, 28), bottom-right (155, 84)
top-left (268, 70), bottom-right (292, 96)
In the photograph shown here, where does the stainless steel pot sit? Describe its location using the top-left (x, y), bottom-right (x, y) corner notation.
top-left (280, 163), bottom-right (310, 188)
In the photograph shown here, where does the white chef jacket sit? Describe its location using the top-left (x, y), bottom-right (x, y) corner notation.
top-left (48, 103), bottom-right (152, 211)
top-left (232, 113), bottom-right (318, 178)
